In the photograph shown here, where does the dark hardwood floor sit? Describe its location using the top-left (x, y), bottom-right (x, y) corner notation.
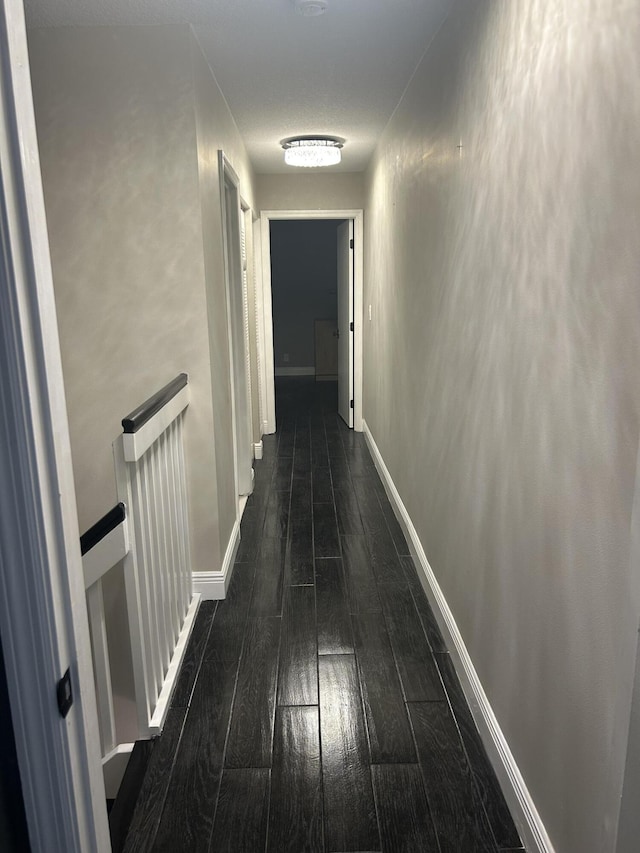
top-left (117, 379), bottom-right (525, 853)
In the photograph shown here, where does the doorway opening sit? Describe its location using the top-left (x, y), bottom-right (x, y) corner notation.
top-left (269, 218), bottom-right (354, 427)
top-left (258, 209), bottom-right (364, 435)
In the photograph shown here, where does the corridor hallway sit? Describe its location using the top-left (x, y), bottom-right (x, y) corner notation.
top-left (114, 379), bottom-right (524, 852)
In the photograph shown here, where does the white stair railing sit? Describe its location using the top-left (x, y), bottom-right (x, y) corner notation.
top-left (81, 502), bottom-right (132, 797)
top-left (113, 373), bottom-right (199, 739)
top-left (81, 373), bottom-right (200, 795)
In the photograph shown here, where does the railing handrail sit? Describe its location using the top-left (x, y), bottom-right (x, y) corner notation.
top-left (80, 502), bottom-right (126, 556)
top-left (122, 373), bottom-right (188, 434)
top-left (121, 374), bottom-right (190, 464)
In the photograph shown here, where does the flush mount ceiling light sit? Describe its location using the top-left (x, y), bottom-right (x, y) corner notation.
top-left (281, 136), bottom-right (344, 168)
top-left (294, 0), bottom-right (329, 16)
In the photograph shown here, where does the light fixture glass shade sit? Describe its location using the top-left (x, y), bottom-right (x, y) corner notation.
top-left (282, 137), bottom-right (343, 168)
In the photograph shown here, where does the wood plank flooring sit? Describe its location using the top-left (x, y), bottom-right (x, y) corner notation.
top-left (118, 379), bottom-right (524, 853)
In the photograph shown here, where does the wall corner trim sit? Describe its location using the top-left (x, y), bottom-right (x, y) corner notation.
top-left (362, 419), bottom-right (555, 853)
top-left (192, 519), bottom-right (240, 600)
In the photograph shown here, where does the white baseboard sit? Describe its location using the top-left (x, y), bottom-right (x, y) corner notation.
top-left (192, 518), bottom-right (240, 600)
top-left (362, 419), bottom-right (554, 853)
top-left (275, 366), bottom-right (315, 376)
top-left (254, 440), bottom-right (263, 460)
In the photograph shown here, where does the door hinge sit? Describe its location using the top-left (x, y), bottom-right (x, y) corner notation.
top-left (350, 400), bottom-right (354, 409)
top-left (350, 321), bottom-right (354, 332)
top-left (349, 238), bottom-right (354, 249)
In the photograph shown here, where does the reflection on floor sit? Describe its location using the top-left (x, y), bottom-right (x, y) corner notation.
top-left (113, 379), bottom-right (525, 852)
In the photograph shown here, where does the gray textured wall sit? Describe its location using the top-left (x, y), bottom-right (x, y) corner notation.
top-left (29, 25), bottom-right (218, 571)
top-left (192, 36), bottom-right (256, 562)
top-left (29, 25), bottom-right (256, 577)
top-left (363, 2), bottom-right (640, 851)
top-left (257, 172), bottom-right (364, 212)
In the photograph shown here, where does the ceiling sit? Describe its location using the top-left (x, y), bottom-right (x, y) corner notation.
top-left (23, 0), bottom-right (453, 174)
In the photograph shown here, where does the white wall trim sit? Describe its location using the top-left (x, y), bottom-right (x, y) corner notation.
top-left (275, 366), bottom-right (315, 377)
top-left (193, 518), bottom-right (240, 600)
top-left (259, 208), bottom-right (364, 434)
top-left (362, 419), bottom-right (555, 853)
top-left (253, 440), bottom-right (263, 460)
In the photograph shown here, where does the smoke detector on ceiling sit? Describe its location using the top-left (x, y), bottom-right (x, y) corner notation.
top-left (294, 0), bottom-right (329, 17)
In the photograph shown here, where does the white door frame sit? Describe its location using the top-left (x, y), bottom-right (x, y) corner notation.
top-left (219, 151), bottom-right (253, 501)
top-left (336, 218), bottom-right (355, 428)
top-left (259, 209), bottom-right (364, 433)
top-left (252, 216), bottom-right (268, 439)
top-left (240, 198), bottom-right (257, 456)
top-left (0, 0), bottom-right (111, 849)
